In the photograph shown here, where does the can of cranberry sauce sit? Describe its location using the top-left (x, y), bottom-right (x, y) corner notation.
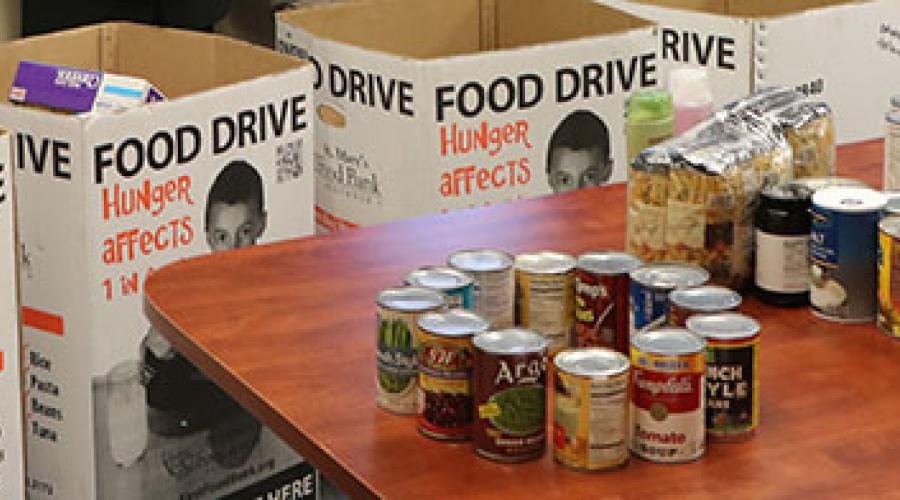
top-left (473, 328), bottom-right (549, 463)
top-left (376, 287), bottom-right (446, 415)
top-left (406, 266), bottom-right (475, 310)
top-left (448, 249), bottom-right (516, 329)
top-left (574, 251), bottom-right (643, 354)
top-left (630, 328), bottom-right (706, 463)
top-left (668, 286), bottom-right (742, 327)
top-left (415, 310), bottom-right (489, 441)
top-left (687, 313), bottom-right (760, 443)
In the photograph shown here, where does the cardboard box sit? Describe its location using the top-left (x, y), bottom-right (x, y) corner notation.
top-left (0, 23), bottom-right (318, 499)
top-left (277, 0), bottom-right (657, 230)
top-left (0, 129), bottom-right (25, 500)
top-left (596, 0), bottom-right (900, 144)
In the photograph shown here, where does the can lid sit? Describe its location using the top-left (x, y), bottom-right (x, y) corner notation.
top-left (377, 286), bottom-right (445, 312)
top-left (417, 309), bottom-right (490, 337)
top-left (812, 187), bottom-right (887, 213)
top-left (448, 249), bottom-right (514, 272)
top-left (669, 286), bottom-right (742, 312)
top-left (515, 251), bottom-right (576, 275)
top-left (473, 328), bottom-right (549, 355)
top-left (888, 110), bottom-right (900, 125)
top-left (630, 328), bottom-right (705, 355)
top-left (789, 177), bottom-right (869, 194)
top-left (630, 263), bottom-right (710, 290)
top-left (576, 251), bottom-right (643, 275)
top-left (686, 313), bottom-right (761, 340)
top-left (879, 215), bottom-right (900, 239)
top-left (554, 348), bottom-right (629, 377)
top-left (406, 266), bottom-right (474, 291)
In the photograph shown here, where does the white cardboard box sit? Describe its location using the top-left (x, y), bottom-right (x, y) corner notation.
top-left (596, 0), bottom-right (900, 144)
top-left (0, 129), bottom-right (25, 500)
top-left (278, 0), bottom-right (658, 230)
top-left (0, 23), bottom-right (318, 499)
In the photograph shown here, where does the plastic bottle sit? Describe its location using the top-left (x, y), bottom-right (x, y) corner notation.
top-left (625, 89), bottom-right (674, 165)
top-left (669, 68), bottom-right (714, 136)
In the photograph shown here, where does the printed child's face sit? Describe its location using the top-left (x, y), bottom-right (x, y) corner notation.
top-left (206, 202), bottom-right (266, 252)
top-left (548, 147), bottom-right (610, 194)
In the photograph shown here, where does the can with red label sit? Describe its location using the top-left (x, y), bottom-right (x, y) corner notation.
top-left (630, 328), bottom-right (706, 463)
top-left (669, 286), bottom-right (742, 327)
top-left (574, 252), bottom-right (643, 354)
top-left (472, 328), bottom-right (549, 463)
top-left (415, 310), bottom-right (489, 441)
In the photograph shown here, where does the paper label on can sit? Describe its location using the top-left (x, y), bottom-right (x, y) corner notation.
top-left (376, 311), bottom-right (419, 414)
top-left (471, 269), bottom-right (515, 329)
top-left (575, 271), bottom-right (628, 352)
top-left (705, 338), bottom-right (759, 436)
top-left (417, 334), bottom-right (474, 437)
top-left (518, 272), bottom-right (574, 353)
top-left (878, 229), bottom-right (900, 337)
top-left (755, 231), bottom-right (810, 294)
top-left (630, 283), bottom-right (670, 334)
top-left (810, 207), bottom-right (839, 266)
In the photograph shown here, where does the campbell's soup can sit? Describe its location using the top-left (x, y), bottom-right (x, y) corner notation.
top-left (574, 252), bottom-right (643, 354)
top-left (448, 249), bottom-right (515, 329)
top-left (669, 286), bottom-right (742, 327)
top-left (376, 287), bottom-right (445, 414)
top-left (877, 217), bottom-right (900, 339)
top-left (687, 313), bottom-right (761, 442)
top-left (553, 348), bottom-right (630, 471)
top-left (630, 263), bottom-right (710, 334)
top-left (810, 187), bottom-right (887, 322)
top-left (406, 266), bottom-right (475, 310)
top-left (630, 328), bottom-right (706, 463)
top-left (515, 252), bottom-right (576, 355)
top-left (473, 328), bottom-right (549, 462)
top-left (416, 310), bottom-right (489, 440)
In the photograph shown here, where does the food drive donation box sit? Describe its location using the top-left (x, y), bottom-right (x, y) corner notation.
top-left (597, 0), bottom-right (900, 144)
top-left (277, 0), bottom-right (658, 232)
top-left (0, 23), bottom-right (319, 499)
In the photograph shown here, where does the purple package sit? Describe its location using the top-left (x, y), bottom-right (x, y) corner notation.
top-left (9, 61), bottom-right (103, 113)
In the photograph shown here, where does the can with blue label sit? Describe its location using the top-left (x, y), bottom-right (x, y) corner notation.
top-left (406, 266), bottom-right (475, 310)
top-left (809, 187), bottom-right (887, 322)
top-left (629, 263), bottom-right (710, 334)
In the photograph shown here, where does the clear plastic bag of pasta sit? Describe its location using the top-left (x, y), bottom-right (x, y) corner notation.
top-left (627, 145), bottom-right (674, 262)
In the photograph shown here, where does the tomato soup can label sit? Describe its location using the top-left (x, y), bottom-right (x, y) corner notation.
top-left (877, 218), bottom-right (900, 338)
top-left (553, 349), bottom-right (630, 471)
top-left (473, 329), bottom-right (549, 462)
top-left (630, 329), bottom-right (705, 463)
top-left (515, 252), bottom-right (576, 355)
top-left (376, 287), bottom-right (444, 414)
top-left (574, 252), bottom-right (642, 354)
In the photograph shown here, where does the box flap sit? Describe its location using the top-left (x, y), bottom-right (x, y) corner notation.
top-left (631, 0), bottom-right (863, 18)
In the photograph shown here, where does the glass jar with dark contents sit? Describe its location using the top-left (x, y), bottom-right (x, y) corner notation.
top-left (754, 184), bottom-right (812, 307)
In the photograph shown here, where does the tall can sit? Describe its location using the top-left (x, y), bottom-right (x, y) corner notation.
top-left (630, 328), bottom-right (706, 463)
top-left (415, 310), bottom-right (489, 440)
top-left (754, 183), bottom-right (813, 308)
top-left (574, 252), bottom-right (643, 354)
top-left (630, 263), bottom-right (710, 334)
top-left (877, 217), bottom-right (900, 339)
top-left (687, 313), bottom-right (761, 442)
top-left (473, 329), bottom-right (549, 463)
top-left (669, 285), bottom-right (742, 327)
top-left (406, 266), bottom-right (475, 310)
top-left (448, 249), bottom-right (515, 329)
top-left (515, 251), bottom-right (576, 355)
top-left (810, 187), bottom-right (887, 322)
top-left (553, 348), bottom-right (630, 471)
top-left (376, 287), bottom-right (445, 414)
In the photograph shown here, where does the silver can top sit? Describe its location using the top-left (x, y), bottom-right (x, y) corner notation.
top-left (630, 327), bottom-right (705, 355)
top-left (515, 251), bottom-right (576, 275)
top-left (630, 263), bottom-right (710, 290)
top-left (554, 348), bottom-right (629, 378)
top-left (686, 313), bottom-right (761, 341)
top-left (576, 251), bottom-right (643, 276)
top-left (377, 286), bottom-right (445, 312)
top-left (406, 266), bottom-right (474, 292)
top-left (448, 249), bottom-right (514, 273)
top-left (473, 328), bottom-right (549, 355)
top-left (670, 286), bottom-right (742, 313)
top-left (417, 309), bottom-right (490, 338)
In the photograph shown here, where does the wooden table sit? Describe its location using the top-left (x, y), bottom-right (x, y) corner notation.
top-left (145, 140), bottom-right (899, 499)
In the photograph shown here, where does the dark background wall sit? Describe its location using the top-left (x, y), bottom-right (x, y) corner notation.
top-left (23, 0), bottom-right (234, 35)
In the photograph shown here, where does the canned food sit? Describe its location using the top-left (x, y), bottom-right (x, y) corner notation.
top-left (515, 252), bottom-right (576, 355)
top-left (669, 286), bottom-right (742, 327)
top-left (686, 313), bottom-right (760, 442)
top-left (448, 249), bottom-right (515, 328)
top-left (416, 310), bottom-right (489, 440)
top-left (630, 263), bottom-right (710, 333)
top-left (877, 217), bottom-right (900, 339)
top-left (810, 187), bottom-right (887, 322)
top-left (630, 328), bottom-right (705, 463)
top-left (553, 348), bottom-right (630, 471)
top-left (473, 329), bottom-right (549, 463)
top-left (406, 266), bottom-right (475, 309)
top-left (376, 287), bottom-right (445, 414)
top-left (574, 252), bottom-right (643, 354)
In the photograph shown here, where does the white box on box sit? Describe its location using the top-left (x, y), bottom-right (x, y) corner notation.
top-left (0, 23), bottom-right (318, 500)
top-left (278, 0), bottom-right (658, 231)
top-left (596, 0), bottom-right (900, 144)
